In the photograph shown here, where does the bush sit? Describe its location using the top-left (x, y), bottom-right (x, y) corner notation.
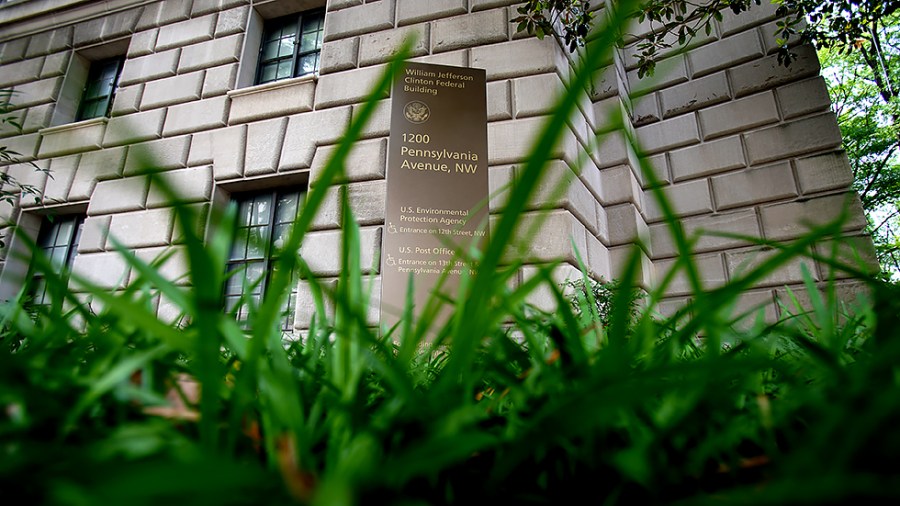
top-left (564, 277), bottom-right (645, 327)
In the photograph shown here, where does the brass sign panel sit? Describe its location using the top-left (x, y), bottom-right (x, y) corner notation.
top-left (380, 62), bottom-right (490, 333)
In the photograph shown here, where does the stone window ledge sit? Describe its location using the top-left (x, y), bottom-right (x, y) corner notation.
top-left (38, 117), bottom-right (108, 158)
top-left (226, 75), bottom-right (317, 125)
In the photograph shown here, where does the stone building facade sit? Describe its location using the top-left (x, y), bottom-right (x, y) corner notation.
top-left (0, 0), bottom-right (873, 329)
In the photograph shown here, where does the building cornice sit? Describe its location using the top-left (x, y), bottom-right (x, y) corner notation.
top-left (0, 0), bottom-right (156, 41)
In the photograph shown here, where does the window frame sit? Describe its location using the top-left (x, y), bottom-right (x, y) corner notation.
top-left (254, 9), bottom-right (324, 86)
top-left (75, 56), bottom-right (124, 122)
top-left (29, 214), bottom-right (85, 307)
top-left (224, 187), bottom-right (305, 332)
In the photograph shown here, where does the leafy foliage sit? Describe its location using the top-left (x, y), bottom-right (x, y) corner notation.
top-left (631, 0), bottom-right (762, 78)
top-left (819, 13), bottom-right (900, 276)
top-left (564, 277), bottom-right (645, 327)
top-left (511, 0), bottom-right (595, 52)
top-left (0, 89), bottom-right (49, 247)
top-left (780, 0), bottom-right (900, 57)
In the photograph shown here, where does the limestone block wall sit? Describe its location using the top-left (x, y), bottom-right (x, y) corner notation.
top-left (610, 3), bottom-right (873, 320)
top-left (0, 0), bottom-right (874, 328)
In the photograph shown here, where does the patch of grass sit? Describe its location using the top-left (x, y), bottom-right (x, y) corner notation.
top-left (2, 5), bottom-right (899, 505)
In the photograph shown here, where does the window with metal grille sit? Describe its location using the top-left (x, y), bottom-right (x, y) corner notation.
top-left (76, 57), bottom-right (123, 121)
top-left (255, 10), bottom-right (324, 85)
top-left (225, 189), bottom-right (304, 331)
top-left (31, 215), bottom-right (84, 306)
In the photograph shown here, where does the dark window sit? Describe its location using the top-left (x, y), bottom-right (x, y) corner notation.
top-left (256, 10), bottom-right (324, 85)
top-left (76, 57), bottom-right (124, 121)
top-left (31, 215), bottom-right (84, 306)
top-left (225, 189), bottom-right (304, 331)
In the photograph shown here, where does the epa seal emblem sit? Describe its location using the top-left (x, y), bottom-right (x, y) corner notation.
top-left (403, 101), bottom-right (430, 124)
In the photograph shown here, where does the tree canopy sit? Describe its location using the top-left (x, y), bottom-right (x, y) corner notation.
top-left (820, 13), bottom-right (900, 276)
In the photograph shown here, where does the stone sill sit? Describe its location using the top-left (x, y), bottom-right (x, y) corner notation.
top-left (39, 116), bottom-right (107, 136)
top-left (38, 117), bottom-right (108, 158)
top-left (226, 75), bottom-right (318, 125)
top-left (227, 74), bottom-right (318, 99)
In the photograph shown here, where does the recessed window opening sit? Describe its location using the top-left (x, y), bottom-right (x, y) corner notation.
top-left (30, 214), bottom-right (84, 306)
top-left (255, 9), bottom-right (324, 85)
top-left (76, 56), bottom-right (124, 121)
top-left (225, 188), bottom-right (305, 332)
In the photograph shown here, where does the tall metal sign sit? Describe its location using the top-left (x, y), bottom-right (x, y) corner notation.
top-left (380, 62), bottom-right (490, 333)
